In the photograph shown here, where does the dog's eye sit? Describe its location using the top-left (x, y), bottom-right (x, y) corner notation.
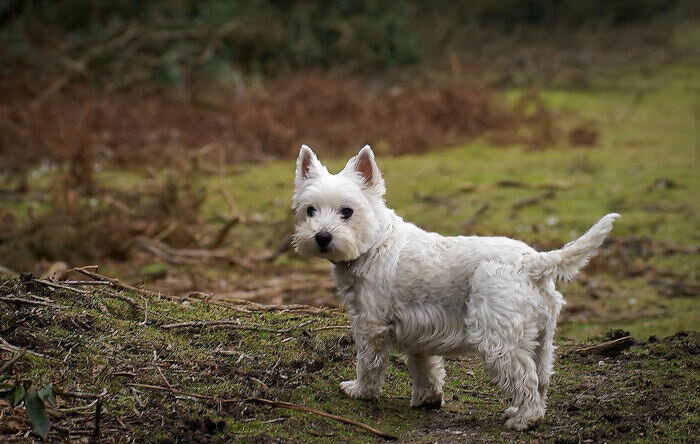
top-left (306, 206), bottom-right (316, 217)
top-left (340, 207), bottom-right (353, 219)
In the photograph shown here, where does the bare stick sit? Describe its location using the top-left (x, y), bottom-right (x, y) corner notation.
top-left (55, 388), bottom-right (104, 400)
top-left (248, 398), bottom-right (397, 440)
top-left (575, 336), bottom-right (634, 356)
top-left (0, 349), bottom-right (27, 374)
top-left (208, 216), bottom-right (240, 249)
top-left (68, 266), bottom-right (176, 300)
top-left (0, 337), bottom-right (48, 358)
top-left (463, 203), bottom-right (490, 230)
top-left (127, 383), bottom-right (397, 440)
top-left (33, 278), bottom-right (88, 294)
top-left (93, 397), bottom-right (102, 439)
top-left (0, 296), bottom-right (67, 309)
top-left (161, 319), bottom-right (314, 333)
top-left (311, 326), bottom-right (351, 332)
top-left (127, 383), bottom-right (225, 402)
top-left (156, 366), bottom-right (173, 389)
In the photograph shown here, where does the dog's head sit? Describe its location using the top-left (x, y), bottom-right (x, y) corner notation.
top-left (291, 144), bottom-right (387, 262)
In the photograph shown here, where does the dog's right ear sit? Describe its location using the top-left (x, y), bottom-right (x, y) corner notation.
top-left (295, 145), bottom-right (321, 186)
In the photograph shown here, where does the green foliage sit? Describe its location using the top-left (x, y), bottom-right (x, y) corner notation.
top-left (0, 381), bottom-right (55, 439)
top-left (0, 0), bottom-right (689, 84)
top-left (24, 388), bottom-right (50, 439)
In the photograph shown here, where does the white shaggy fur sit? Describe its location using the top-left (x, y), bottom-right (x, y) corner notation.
top-left (292, 144), bottom-right (620, 430)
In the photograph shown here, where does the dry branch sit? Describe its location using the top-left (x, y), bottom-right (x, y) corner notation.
top-left (249, 398), bottom-right (398, 440)
top-left (34, 278), bottom-right (88, 294)
top-left (463, 203), bottom-right (490, 229)
top-left (311, 325), bottom-right (351, 332)
top-left (0, 349), bottom-right (27, 374)
top-left (0, 296), bottom-right (67, 309)
top-left (127, 383), bottom-right (397, 440)
top-left (575, 336), bottom-right (634, 356)
top-left (161, 319), bottom-right (314, 333)
top-left (0, 337), bottom-right (48, 358)
top-left (67, 266), bottom-right (176, 300)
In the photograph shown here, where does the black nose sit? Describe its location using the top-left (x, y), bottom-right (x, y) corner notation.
top-left (314, 232), bottom-right (333, 249)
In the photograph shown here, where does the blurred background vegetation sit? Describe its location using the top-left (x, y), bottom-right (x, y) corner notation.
top-left (0, 0), bottom-right (698, 339)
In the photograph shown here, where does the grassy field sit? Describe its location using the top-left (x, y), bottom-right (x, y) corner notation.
top-left (190, 63), bottom-right (698, 340)
top-left (1, 53), bottom-right (699, 442)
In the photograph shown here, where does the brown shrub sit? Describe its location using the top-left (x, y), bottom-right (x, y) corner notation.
top-left (0, 72), bottom-right (557, 172)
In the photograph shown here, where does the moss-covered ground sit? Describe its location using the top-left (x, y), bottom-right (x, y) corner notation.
top-left (1, 277), bottom-right (698, 442)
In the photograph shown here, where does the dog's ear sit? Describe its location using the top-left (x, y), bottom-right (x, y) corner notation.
top-left (344, 145), bottom-right (385, 195)
top-left (295, 145), bottom-right (322, 185)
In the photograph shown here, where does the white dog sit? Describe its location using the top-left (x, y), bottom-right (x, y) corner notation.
top-left (291, 144), bottom-right (619, 430)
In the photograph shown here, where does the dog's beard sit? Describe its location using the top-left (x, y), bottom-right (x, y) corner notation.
top-left (292, 225), bottom-right (362, 262)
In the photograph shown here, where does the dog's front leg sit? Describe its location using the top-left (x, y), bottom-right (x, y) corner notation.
top-left (340, 316), bottom-right (390, 400)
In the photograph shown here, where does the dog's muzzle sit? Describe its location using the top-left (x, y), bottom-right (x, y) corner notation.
top-left (314, 232), bottom-right (333, 252)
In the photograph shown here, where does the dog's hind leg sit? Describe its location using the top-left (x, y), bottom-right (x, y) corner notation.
top-left (487, 347), bottom-right (544, 430)
top-left (466, 263), bottom-right (545, 429)
top-left (340, 316), bottom-right (390, 400)
top-left (535, 314), bottom-right (557, 405)
top-left (406, 354), bottom-right (445, 409)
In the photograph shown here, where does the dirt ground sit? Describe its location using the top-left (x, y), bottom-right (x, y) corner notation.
top-left (1, 275), bottom-right (698, 442)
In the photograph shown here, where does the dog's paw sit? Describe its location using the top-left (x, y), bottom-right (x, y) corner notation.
top-left (410, 389), bottom-right (444, 410)
top-left (340, 380), bottom-right (378, 400)
top-left (505, 415), bottom-right (533, 431)
top-left (502, 406), bottom-right (519, 419)
top-left (504, 406), bottom-right (544, 430)
top-left (411, 396), bottom-right (443, 410)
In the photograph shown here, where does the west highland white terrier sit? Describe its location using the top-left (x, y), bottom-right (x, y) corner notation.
top-left (291, 144), bottom-right (619, 430)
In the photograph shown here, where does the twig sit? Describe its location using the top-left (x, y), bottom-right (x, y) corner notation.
top-left (511, 191), bottom-right (555, 213)
top-left (311, 325), bottom-right (351, 332)
top-left (0, 296), bottom-right (67, 309)
top-left (248, 398), bottom-right (397, 440)
top-left (156, 366), bottom-right (173, 390)
top-left (127, 383), bottom-right (397, 440)
top-left (260, 233), bottom-right (293, 262)
top-left (61, 280), bottom-right (112, 286)
top-left (208, 215), bottom-right (240, 249)
top-left (55, 389), bottom-right (103, 400)
top-left (575, 336), bottom-right (634, 356)
top-left (0, 337), bottom-right (48, 358)
top-left (33, 278), bottom-right (88, 294)
top-left (93, 397), bottom-right (102, 439)
top-left (0, 349), bottom-right (27, 374)
top-left (127, 383), bottom-right (225, 402)
top-left (161, 319), bottom-right (314, 333)
top-left (102, 290), bottom-right (140, 310)
top-left (463, 203), bottom-right (490, 230)
top-left (67, 266), bottom-right (176, 300)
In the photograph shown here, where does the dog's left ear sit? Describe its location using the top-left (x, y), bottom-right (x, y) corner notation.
top-left (344, 145), bottom-right (385, 196)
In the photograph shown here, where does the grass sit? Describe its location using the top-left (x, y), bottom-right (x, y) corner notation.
top-left (1, 277), bottom-right (698, 442)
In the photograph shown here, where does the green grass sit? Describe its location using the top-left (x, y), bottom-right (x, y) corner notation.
top-left (2, 275), bottom-right (699, 442)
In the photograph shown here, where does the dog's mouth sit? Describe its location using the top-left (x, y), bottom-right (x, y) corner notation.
top-left (318, 246), bottom-right (331, 253)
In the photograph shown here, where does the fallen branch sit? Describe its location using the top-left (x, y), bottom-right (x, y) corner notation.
top-left (0, 296), bottom-right (67, 309)
top-left (207, 216), bottom-right (240, 249)
top-left (260, 233), bottom-right (293, 262)
top-left (161, 319), bottom-right (314, 333)
top-left (249, 398), bottom-right (397, 440)
top-left (0, 348), bottom-right (27, 374)
top-left (127, 383), bottom-right (397, 440)
top-left (511, 190), bottom-right (555, 213)
top-left (33, 278), bottom-right (88, 294)
top-left (67, 266), bottom-right (176, 300)
top-left (575, 336), bottom-right (634, 357)
top-left (463, 203), bottom-right (490, 230)
top-left (312, 325), bottom-right (351, 332)
top-left (0, 337), bottom-right (48, 358)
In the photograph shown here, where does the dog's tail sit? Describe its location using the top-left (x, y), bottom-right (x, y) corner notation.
top-left (524, 213), bottom-right (620, 282)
